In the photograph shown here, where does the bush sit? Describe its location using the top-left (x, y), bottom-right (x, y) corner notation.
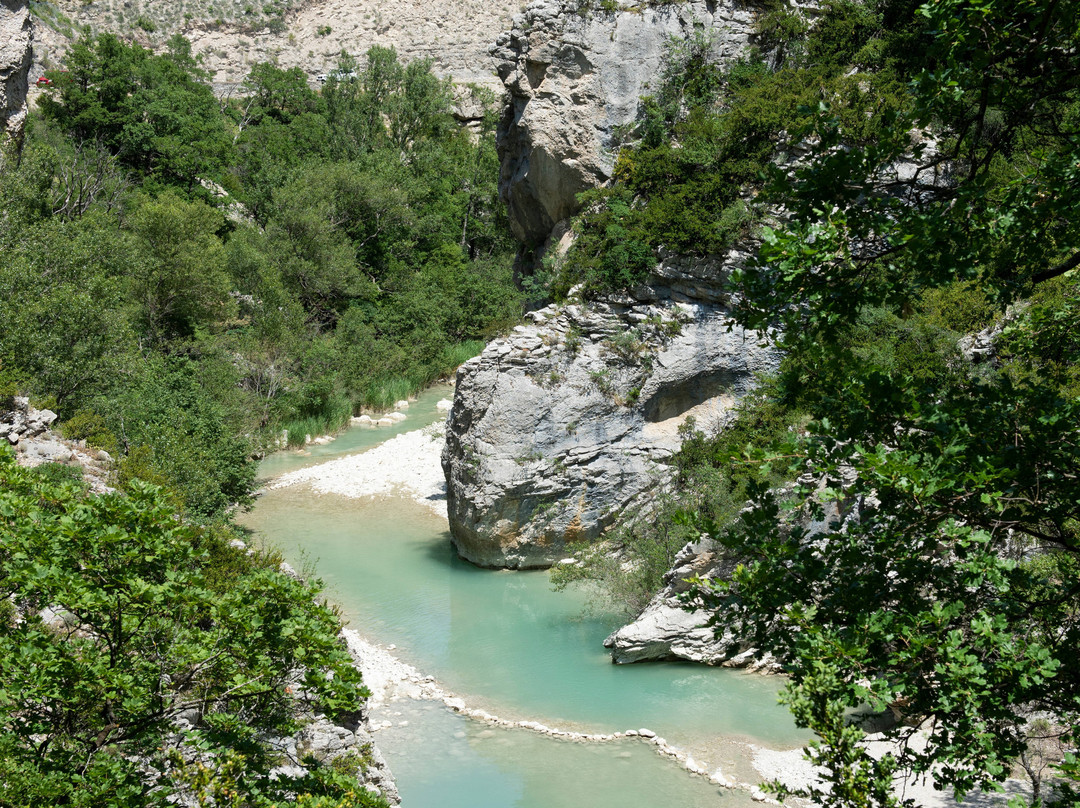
top-left (59, 409), bottom-right (118, 454)
top-left (0, 363), bottom-right (18, 411)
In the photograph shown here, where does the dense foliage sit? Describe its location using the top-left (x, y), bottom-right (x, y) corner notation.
top-left (678, 0), bottom-right (1080, 805)
top-left (0, 450), bottom-right (384, 807)
top-left (0, 36), bottom-right (521, 803)
top-left (545, 0), bottom-right (1080, 803)
top-left (1, 36), bottom-right (520, 516)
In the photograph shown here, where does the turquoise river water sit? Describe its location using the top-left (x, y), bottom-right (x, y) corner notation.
top-left (241, 384), bottom-right (807, 807)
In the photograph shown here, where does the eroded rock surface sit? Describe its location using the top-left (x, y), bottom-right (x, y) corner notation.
top-left (442, 251), bottom-right (779, 568)
top-left (605, 539), bottom-right (737, 665)
top-left (609, 468), bottom-right (863, 665)
top-left (38, 0), bottom-right (519, 92)
top-left (1, 0), bottom-right (32, 148)
top-left (492, 0), bottom-right (755, 243)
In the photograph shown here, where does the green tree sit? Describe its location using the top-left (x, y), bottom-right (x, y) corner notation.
top-left (0, 451), bottom-right (384, 807)
top-left (127, 192), bottom-right (235, 342)
top-left (692, 0), bottom-right (1080, 804)
top-left (40, 34), bottom-right (231, 190)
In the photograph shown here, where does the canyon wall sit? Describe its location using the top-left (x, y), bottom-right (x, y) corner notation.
top-left (443, 0), bottom-right (776, 570)
top-left (0, 0), bottom-right (32, 150)
top-left (492, 0), bottom-right (755, 243)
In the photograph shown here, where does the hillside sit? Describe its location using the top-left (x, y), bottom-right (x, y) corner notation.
top-left (31, 0), bottom-right (519, 90)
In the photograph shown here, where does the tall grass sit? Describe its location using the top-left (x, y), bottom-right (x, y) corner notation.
top-left (281, 396), bottom-right (352, 448)
top-left (356, 340), bottom-right (487, 411)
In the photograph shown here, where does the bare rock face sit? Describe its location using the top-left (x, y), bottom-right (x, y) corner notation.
top-left (604, 539), bottom-right (737, 665)
top-left (491, 0), bottom-right (755, 243)
top-left (444, 1), bottom-right (774, 569)
top-left (42, 0), bottom-right (519, 93)
top-left (0, 0), bottom-right (32, 149)
top-left (442, 251), bottom-right (779, 569)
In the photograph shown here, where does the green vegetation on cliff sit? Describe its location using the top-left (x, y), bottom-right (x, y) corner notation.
top-left (550, 0), bottom-right (1079, 803)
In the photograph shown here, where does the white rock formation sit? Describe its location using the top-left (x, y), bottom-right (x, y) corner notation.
top-left (605, 539), bottom-right (737, 665)
top-left (41, 0), bottom-right (520, 93)
top-left (491, 0), bottom-right (755, 243)
top-left (0, 0), bottom-right (32, 149)
top-left (442, 249), bottom-right (779, 568)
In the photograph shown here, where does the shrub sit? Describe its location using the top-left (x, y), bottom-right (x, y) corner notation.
top-left (59, 410), bottom-right (118, 454)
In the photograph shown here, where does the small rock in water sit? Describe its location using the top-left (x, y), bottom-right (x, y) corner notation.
top-left (638, 728), bottom-right (656, 738)
top-left (394, 400), bottom-right (410, 410)
top-left (435, 398), bottom-right (453, 412)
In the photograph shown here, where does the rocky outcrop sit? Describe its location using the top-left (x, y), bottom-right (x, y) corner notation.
top-left (442, 1), bottom-right (782, 574)
top-left (491, 0), bottom-right (755, 243)
top-left (266, 707), bottom-right (400, 805)
top-left (442, 250), bottom-right (779, 568)
top-left (1, 395), bottom-right (57, 445)
top-left (38, 0), bottom-right (519, 93)
top-left (3, 396), bottom-right (117, 492)
top-left (604, 537), bottom-right (776, 669)
top-left (605, 539), bottom-right (740, 665)
top-left (1, 0), bottom-right (32, 149)
top-left (608, 467), bottom-right (864, 665)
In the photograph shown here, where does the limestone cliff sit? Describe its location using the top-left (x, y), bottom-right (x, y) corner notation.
top-left (0, 0), bottom-right (32, 150)
top-left (442, 250), bottom-right (779, 569)
top-left (491, 0), bottom-right (755, 243)
top-left (443, 0), bottom-right (775, 570)
top-left (37, 0), bottom-right (519, 93)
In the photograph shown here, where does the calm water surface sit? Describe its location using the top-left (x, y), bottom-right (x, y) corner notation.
top-left (241, 385), bottom-right (805, 806)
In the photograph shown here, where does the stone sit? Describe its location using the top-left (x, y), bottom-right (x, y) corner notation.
top-left (442, 291), bottom-right (778, 568)
top-left (0, 0), bottom-right (31, 150)
top-left (492, 0), bottom-right (755, 244)
top-left (41, 0), bottom-right (518, 95)
top-left (393, 400), bottom-right (410, 410)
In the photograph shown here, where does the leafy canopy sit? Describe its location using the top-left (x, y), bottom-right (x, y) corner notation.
top-left (690, 0), bottom-right (1080, 804)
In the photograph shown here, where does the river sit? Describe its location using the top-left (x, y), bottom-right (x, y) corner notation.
top-left (240, 384), bottom-right (807, 807)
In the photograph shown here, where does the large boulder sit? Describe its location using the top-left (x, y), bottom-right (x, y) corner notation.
top-left (491, 0), bottom-right (755, 243)
top-left (442, 251), bottom-right (779, 569)
top-left (0, 0), bottom-right (32, 150)
top-left (604, 539), bottom-right (736, 665)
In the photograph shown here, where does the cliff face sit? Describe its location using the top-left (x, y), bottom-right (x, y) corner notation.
top-left (38, 0), bottom-right (519, 92)
top-left (443, 0), bottom-right (774, 569)
top-left (491, 0), bottom-right (755, 243)
top-left (0, 0), bottom-right (32, 149)
top-left (442, 251), bottom-right (779, 569)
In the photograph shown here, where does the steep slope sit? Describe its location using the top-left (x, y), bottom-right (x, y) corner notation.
top-left (442, 0), bottom-right (778, 569)
top-left (492, 0), bottom-right (756, 243)
top-left (35, 0), bottom-right (519, 90)
top-left (0, 0), bottom-right (32, 149)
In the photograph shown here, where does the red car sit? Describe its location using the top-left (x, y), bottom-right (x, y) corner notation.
top-left (35, 76), bottom-right (51, 86)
